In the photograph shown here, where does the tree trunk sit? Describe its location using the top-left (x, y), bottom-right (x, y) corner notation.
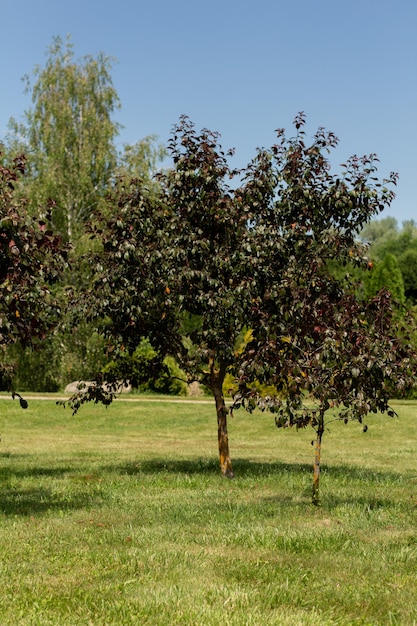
top-left (312, 412), bottom-right (325, 506)
top-left (209, 359), bottom-right (234, 478)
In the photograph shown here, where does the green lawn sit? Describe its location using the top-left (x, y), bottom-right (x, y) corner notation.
top-left (0, 395), bottom-right (416, 625)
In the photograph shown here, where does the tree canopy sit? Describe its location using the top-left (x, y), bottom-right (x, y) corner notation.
top-left (368, 252), bottom-right (405, 305)
top-left (1, 37), bottom-right (169, 393)
top-left (0, 153), bottom-right (68, 393)
top-left (231, 114), bottom-right (416, 501)
top-left (6, 35), bottom-right (121, 241)
top-left (64, 114), bottom-right (416, 494)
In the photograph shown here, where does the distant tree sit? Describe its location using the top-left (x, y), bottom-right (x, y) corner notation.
top-left (369, 253), bottom-right (406, 305)
top-left (116, 136), bottom-right (166, 188)
top-left (6, 35), bottom-right (120, 241)
top-left (358, 219), bottom-right (417, 305)
top-left (0, 153), bottom-right (68, 399)
top-left (359, 216), bottom-right (398, 246)
top-left (398, 249), bottom-right (417, 303)
top-left (362, 219), bottom-right (417, 260)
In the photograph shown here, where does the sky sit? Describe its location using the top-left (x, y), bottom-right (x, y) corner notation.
top-left (1, 0), bottom-right (416, 223)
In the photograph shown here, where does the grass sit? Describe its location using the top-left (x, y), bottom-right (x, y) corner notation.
top-left (0, 395), bottom-right (416, 625)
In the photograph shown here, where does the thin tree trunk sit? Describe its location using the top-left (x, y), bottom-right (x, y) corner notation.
top-left (209, 358), bottom-right (234, 478)
top-left (312, 411), bottom-right (325, 506)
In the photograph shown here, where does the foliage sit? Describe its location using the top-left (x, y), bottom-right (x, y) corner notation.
top-left (0, 153), bottom-right (68, 394)
top-left (66, 116), bottom-right (268, 476)
top-left (361, 218), bottom-right (417, 304)
top-left (368, 252), bottom-right (405, 304)
top-left (2, 37), bottom-right (173, 392)
top-left (6, 35), bottom-right (121, 241)
top-left (5, 342), bottom-right (61, 392)
top-left (398, 248), bottom-right (417, 303)
top-left (231, 113), bottom-right (416, 502)
top-left (116, 135), bottom-right (166, 188)
top-left (66, 113), bottom-right (415, 492)
top-left (104, 339), bottom-right (187, 395)
top-left (359, 215), bottom-right (399, 247)
top-left (365, 219), bottom-right (417, 260)
top-left (58, 322), bottom-right (109, 386)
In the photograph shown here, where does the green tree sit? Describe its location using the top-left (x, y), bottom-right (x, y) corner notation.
top-left (7, 35), bottom-right (120, 241)
top-left (398, 248), bottom-right (417, 302)
top-left (65, 117), bottom-right (254, 476)
top-left (0, 153), bottom-right (68, 398)
top-left (359, 216), bottom-right (398, 246)
top-left (354, 219), bottom-right (417, 305)
top-left (116, 136), bottom-right (166, 188)
top-left (369, 252), bottom-right (406, 305)
top-left (4, 37), bottom-right (170, 389)
top-left (361, 219), bottom-right (417, 260)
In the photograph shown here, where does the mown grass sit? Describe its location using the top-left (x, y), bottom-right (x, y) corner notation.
top-left (0, 395), bottom-right (416, 625)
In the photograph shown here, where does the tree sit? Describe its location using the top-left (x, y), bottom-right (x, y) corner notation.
top-left (398, 249), bottom-right (417, 303)
top-left (65, 116), bottom-right (264, 477)
top-left (383, 222), bottom-right (417, 304)
top-left (235, 280), bottom-right (416, 503)
top-left (360, 218), bottom-right (417, 266)
top-left (116, 135), bottom-right (166, 188)
top-left (7, 35), bottom-right (120, 241)
top-left (360, 219), bottom-right (417, 304)
top-left (369, 252), bottom-right (406, 305)
top-left (3, 38), bottom-right (172, 392)
top-left (359, 216), bottom-right (398, 246)
top-left (66, 114), bottom-right (415, 490)
top-left (0, 153), bottom-right (68, 399)
top-left (232, 114), bottom-right (416, 503)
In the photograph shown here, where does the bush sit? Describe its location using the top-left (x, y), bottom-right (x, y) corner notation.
top-left (137, 355), bottom-right (187, 396)
top-left (102, 339), bottom-right (187, 396)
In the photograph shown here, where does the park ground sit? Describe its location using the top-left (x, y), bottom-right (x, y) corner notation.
top-left (0, 394), bottom-right (416, 625)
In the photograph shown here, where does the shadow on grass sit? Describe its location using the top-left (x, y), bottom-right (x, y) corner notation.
top-left (0, 459), bottom-right (77, 481)
top-left (110, 456), bottom-right (405, 484)
top-left (1, 454), bottom-right (410, 515)
top-left (0, 455), bottom-right (104, 516)
top-left (107, 457), bottom-right (313, 477)
top-left (110, 458), bottom-right (410, 510)
top-left (0, 486), bottom-right (102, 516)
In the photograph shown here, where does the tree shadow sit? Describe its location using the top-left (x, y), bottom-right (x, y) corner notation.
top-left (1, 453), bottom-right (409, 515)
top-left (109, 456), bottom-right (404, 483)
top-left (107, 457), bottom-right (410, 510)
top-left (258, 462), bottom-right (411, 510)
top-left (107, 457), bottom-right (313, 477)
top-left (0, 453), bottom-right (78, 482)
top-left (0, 465), bottom-right (74, 481)
top-left (0, 486), bottom-right (101, 516)
top-left (0, 454), bottom-right (103, 516)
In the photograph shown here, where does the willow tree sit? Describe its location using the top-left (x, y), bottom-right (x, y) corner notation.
top-left (7, 35), bottom-right (120, 241)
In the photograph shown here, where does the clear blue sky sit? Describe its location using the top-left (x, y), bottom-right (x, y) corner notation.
top-left (1, 0), bottom-right (416, 223)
